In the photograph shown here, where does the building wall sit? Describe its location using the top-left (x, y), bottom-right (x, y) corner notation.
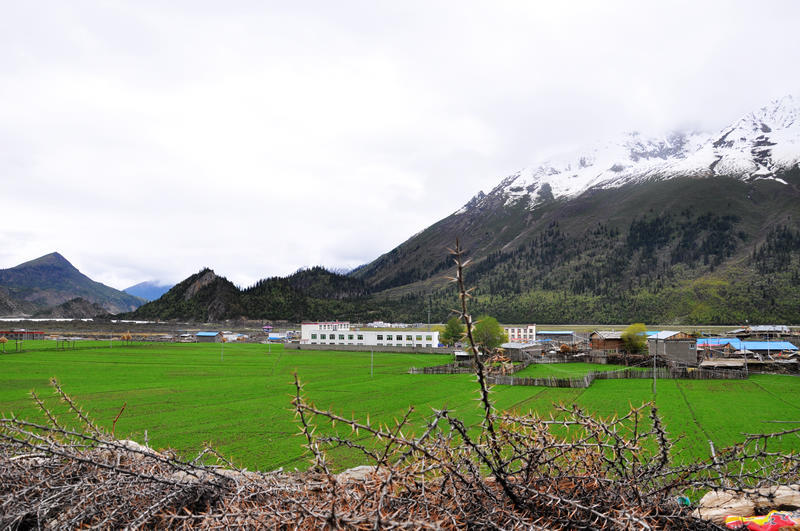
top-left (301, 321), bottom-right (351, 342)
top-left (305, 328), bottom-right (439, 348)
top-left (590, 336), bottom-right (624, 351)
top-left (285, 343), bottom-right (446, 354)
top-left (503, 324), bottom-right (536, 342)
top-left (196, 334), bottom-right (221, 343)
top-left (648, 339), bottom-right (698, 366)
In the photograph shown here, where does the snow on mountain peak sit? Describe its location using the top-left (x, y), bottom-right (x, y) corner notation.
top-left (457, 95), bottom-right (800, 214)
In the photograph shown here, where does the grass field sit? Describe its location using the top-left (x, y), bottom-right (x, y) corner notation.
top-left (2, 342), bottom-right (800, 471)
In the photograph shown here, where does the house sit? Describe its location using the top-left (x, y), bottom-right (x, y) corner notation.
top-left (589, 331), bottom-right (624, 351)
top-left (301, 321), bottom-right (439, 348)
top-left (503, 324), bottom-right (536, 343)
top-left (195, 331), bottom-right (222, 343)
top-left (647, 331), bottom-right (697, 366)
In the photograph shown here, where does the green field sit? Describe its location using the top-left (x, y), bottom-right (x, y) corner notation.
top-left (2, 342), bottom-right (800, 471)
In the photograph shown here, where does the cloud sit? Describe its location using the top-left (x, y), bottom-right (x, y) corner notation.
top-left (2, 1), bottom-right (799, 288)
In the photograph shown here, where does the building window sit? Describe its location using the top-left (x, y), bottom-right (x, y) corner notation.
top-left (377, 335), bottom-right (383, 340)
top-left (406, 335), bottom-right (412, 341)
top-left (311, 334), bottom-right (317, 339)
top-left (426, 335), bottom-right (432, 341)
top-left (416, 335), bottom-right (422, 341)
top-left (387, 335), bottom-right (393, 340)
top-left (357, 335), bottom-right (363, 340)
top-left (348, 334), bottom-right (353, 340)
top-left (339, 334), bottom-right (344, 340)
top-left (320, 334), bottom-right (326, 339)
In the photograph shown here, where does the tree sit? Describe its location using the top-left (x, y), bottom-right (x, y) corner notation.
top-left (440, 316), bottom-right (465, 346)
top-left (621, 323), bottom-right (647, 353)
top-left (472, 315), bottom-right (506, 352)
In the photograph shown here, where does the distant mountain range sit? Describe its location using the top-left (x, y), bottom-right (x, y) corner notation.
top-left (124, 281), bottom-right (173, 302)
top-left (0, 252), bottom-right (144, 318)
top-left (5, 96), bottom-right (800, 324)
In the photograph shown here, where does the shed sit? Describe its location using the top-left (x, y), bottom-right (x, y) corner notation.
top-left (196, 331), bottom-right (222, 343)
top-left (590, 331), bottom-right (624, 351)
top-left (454, 350), bottom-right (471, 362)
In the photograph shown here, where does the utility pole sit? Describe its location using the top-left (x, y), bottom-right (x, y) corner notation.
top-left (653, 340), bottom-right (657, 394)
top-left (427, 296), bottom-right (431, 331)
top-left (371, 349), bottom-right (374, 378)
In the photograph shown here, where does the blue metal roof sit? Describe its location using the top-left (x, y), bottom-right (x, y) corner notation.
top-left (697, 338), bottom-right (797, 351)
top-left (742, 341), bottom-right (797, 351)
top-left (196, 331), bottom-right (220, 337)
top-left (698, 338), bottom-right (742, 348)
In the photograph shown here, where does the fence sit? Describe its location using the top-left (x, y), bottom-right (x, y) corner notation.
top-left (412, 364), bottom-right (747, 387)
top-left (409, 359), bottom-right (535, 376)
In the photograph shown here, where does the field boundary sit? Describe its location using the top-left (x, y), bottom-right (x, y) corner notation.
top-left (410, 364), bottom-right (748, 388)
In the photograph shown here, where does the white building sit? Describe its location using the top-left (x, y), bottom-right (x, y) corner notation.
top-left (503, 324), bottom-right (536, 343)
top-left (301, 321), bottom-right (439, 348)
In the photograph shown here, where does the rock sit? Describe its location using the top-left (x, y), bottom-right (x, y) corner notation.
top-left (693, 485), bottom-right (800, 525)
top-left (337, 465), bottom-right (378, 482)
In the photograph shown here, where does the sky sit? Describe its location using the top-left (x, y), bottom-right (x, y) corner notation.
top-left (2, 1), bottom-right (800, 290)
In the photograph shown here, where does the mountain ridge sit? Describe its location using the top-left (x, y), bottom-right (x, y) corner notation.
top-left (0, 252), bottom-right (145, 316)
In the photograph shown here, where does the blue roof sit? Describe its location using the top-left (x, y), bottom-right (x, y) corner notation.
top-left (196, 331), bottom-right (220, 337)
top-left (645, 331), bottom-right (660, 336)
top-left (742, 341), bottom-right (797, 351)
top-left (698, 338), bottom-right (742, 348)
top-left (698, 338), bottom-right (797, 351)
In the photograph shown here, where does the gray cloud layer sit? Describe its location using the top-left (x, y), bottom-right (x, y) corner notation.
top-left (2, 1), bottom-right (799, 288)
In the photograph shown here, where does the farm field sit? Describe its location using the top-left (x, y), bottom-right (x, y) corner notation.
top-left (2, 342), bottom-right (800, 471)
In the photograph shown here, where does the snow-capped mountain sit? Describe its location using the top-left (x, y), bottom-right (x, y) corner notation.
top-left (459, 95), bottom-right (800, 213)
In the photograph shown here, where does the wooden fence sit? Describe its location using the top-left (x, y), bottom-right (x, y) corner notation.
top-left (411, 364), bottom-right (747, 387)
top-left (409, 360), bottom-right (535, 376)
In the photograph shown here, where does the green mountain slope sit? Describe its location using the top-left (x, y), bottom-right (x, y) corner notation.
top-left (352, 170), bottom-right (800, 324)
top-left (0, 252), bottom-right (145, 315)
top-left (126, 267), bottom-right (381, 323)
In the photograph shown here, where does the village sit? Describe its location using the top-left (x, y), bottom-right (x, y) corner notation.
top-left (4, 321), bottom-right (797, 376)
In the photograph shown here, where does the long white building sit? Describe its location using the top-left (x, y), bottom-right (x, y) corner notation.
top-left (301, 321), bottom-right (439, 348)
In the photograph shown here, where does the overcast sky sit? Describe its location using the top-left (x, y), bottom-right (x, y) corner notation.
top-left (2, 1), bottom-right (799, 289)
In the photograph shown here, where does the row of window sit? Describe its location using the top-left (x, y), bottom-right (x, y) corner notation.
top-left (310, 333), bottom-right (434, 341)
top-left (377, 334), bottom-right (433, 341)
top-left (311, 333), bottom-right (363, 340)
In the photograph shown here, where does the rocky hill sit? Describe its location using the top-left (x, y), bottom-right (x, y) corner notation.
top-left (0, 253), bottom-right (145, 316)
top-left (125, 266), bottom-right (378, 322)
